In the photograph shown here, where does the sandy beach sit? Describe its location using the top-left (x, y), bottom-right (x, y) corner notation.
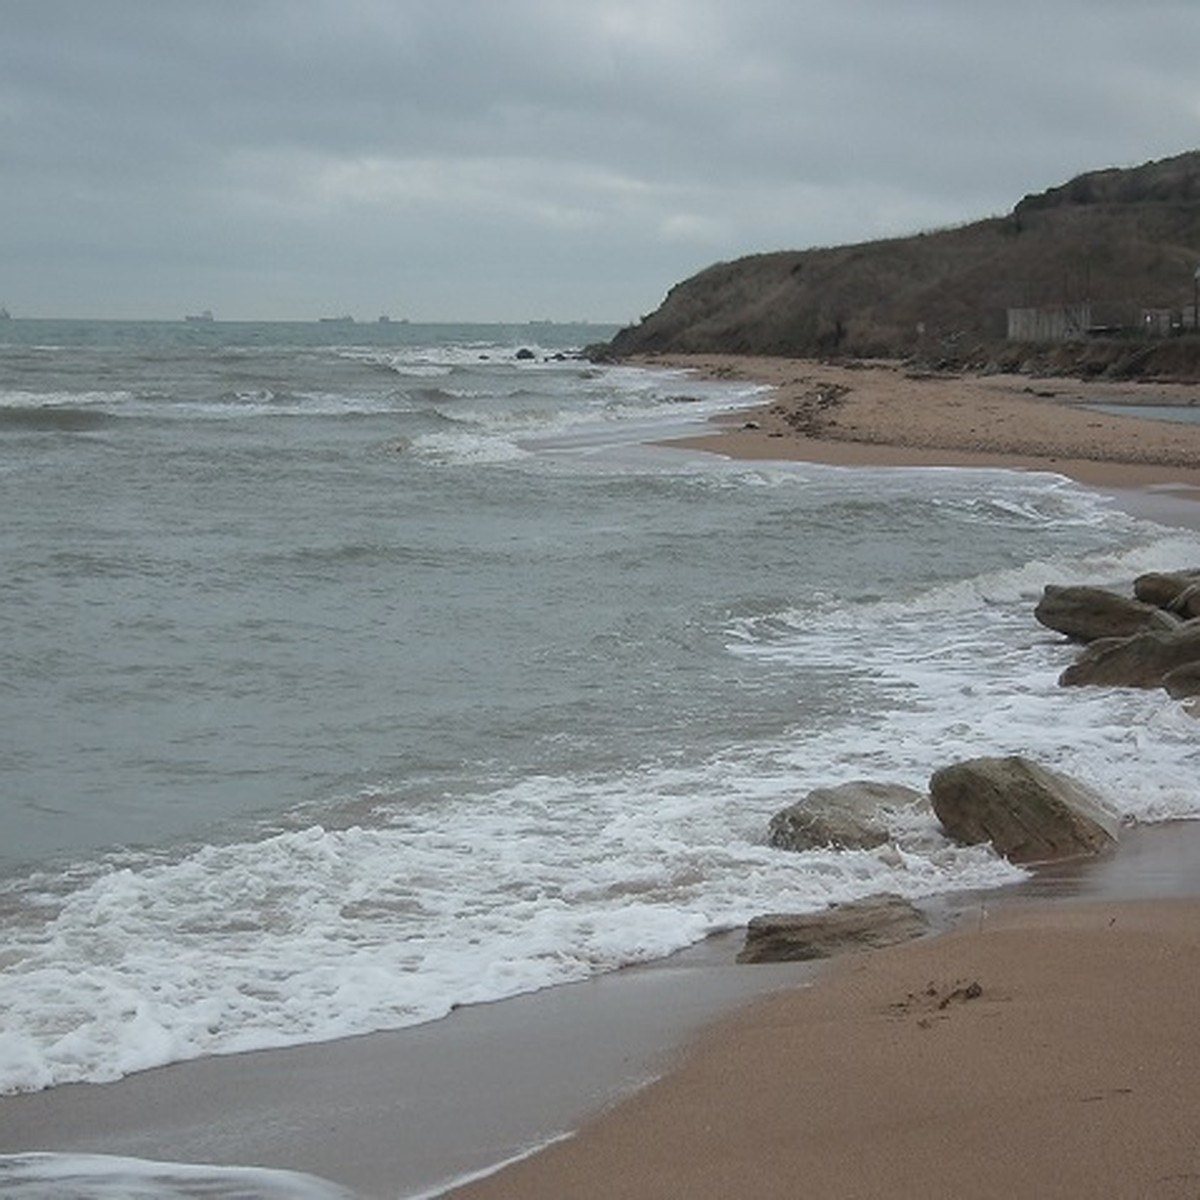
top-left (655, 354), bottom-right (1200, 495)
top-left (448, 892), bottom-right (1200, 1200)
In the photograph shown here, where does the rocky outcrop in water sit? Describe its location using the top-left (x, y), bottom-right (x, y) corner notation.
top-left (929, 755), bottom-right (1116, 864)
top-left (749, 753), bottom-right (1115, 961)
top-left (1033, 584), bottom-right (1178, 642)
top-left (1134, 570), bottom-right (1200, 614)
top-left (1060, 624), bottom-right (1200, 690)
top-left (1037, 570), bottom-right (1200, 695)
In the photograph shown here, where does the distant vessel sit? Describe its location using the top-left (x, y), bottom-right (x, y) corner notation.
top-left (319, 315), bottom-right (355, 324)
top-left (0, 306), bottom-right (11, 320)
top-left (184, 310), bottom-right (214, 323)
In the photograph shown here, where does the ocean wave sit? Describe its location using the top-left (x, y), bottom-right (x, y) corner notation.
top-left (0, 1153), bottom-right (360, 1200)
top-left (0, 784), bottom-right (1023, 1094)
top-left (406, 429), bottom-right (532, 464)
top-left (6, 326), bottom-right (1200, 1103)
top-left (0, 406), bottom-right (120, 433)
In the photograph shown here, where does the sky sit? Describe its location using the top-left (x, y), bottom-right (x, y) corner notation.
top-left (2, 1), bottom-right (1198, 323)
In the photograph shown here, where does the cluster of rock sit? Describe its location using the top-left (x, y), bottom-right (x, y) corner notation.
top-left (741, 573), bottom-right (1200, 964)
top-left (740, 756), bottom-right (1117, 964)
top-left (1034, 572), bottom-right (1200, 697)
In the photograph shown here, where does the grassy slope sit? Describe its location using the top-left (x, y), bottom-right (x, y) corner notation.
top-left (607, 152), bottom-right (1200, 378)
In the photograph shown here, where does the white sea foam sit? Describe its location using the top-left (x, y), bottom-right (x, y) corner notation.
top-left (404, 363), bottom-right (761, 463)
top-left (0, 1153), bottom-right (358, 1199)
top-left (0, 741), bottom-right (1028, 1093)
top-left (407, 428), bottom-right (533, 463)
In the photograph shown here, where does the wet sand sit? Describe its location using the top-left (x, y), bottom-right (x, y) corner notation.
top-left (0, 953), bottom-right (811, 1199)
top-left (448, 889), bottom-right (1200, 1200)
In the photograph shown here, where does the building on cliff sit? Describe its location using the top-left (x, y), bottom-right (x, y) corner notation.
top-left (1006, 304), bottom-right (1091, 342)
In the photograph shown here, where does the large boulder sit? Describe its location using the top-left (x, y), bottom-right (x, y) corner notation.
top-left (1034, 584), bottom-right (1175, 642)
top-left (737, 894), bottom-right (926, 964)
top-left (929, 756), bottom-right (1116, 865)
top-left (1134, 570), bottom-right (1200, 616)
top-left (767, 781), bottom-right (922, 852)
top-left (1059, 621), bottom-right (1200, 689)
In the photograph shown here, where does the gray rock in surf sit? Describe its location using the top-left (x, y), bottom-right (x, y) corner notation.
top-left (1059, 620), bottom-right (1200, 689)
top-left (930, 755), bottom-right (1116, 865)
top-left (767, 781), bottom-right (923, 852)
top-left (1034, 583), bottom-right (1175, 643)
top-left (738, 894), bottom-right (927, 963)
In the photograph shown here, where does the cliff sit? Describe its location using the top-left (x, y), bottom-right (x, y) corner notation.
top-left (602, 151), bottom-right (1200, 377)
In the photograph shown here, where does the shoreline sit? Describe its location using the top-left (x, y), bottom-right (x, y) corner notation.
top-left (4, 355), bottom-right (1200, 1198)
top-left (646, 353), bottom-right (1200, 499)
top-left (2, 825), bottom-right (1199, 1200)
top-left (441, 357), bottom-right (1200, 1198)
top-left (448, 890), bottom-right (1200, 1200)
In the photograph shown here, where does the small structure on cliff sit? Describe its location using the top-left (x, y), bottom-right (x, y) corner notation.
top-left (1006, 304), bottom-right (1091, 343)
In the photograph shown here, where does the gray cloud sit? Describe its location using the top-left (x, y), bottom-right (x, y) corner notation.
top-left (2, 0), bottom-right (1197, 320)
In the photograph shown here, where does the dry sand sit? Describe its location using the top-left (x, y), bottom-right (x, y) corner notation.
top-left (655, 354), bottom-right (1200, 494)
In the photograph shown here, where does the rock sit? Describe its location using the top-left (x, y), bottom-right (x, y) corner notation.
top-left (929, 755), bottom-right (1116, 864)
top-left (768, 809), bottom-right (888, 852)
top-left (1033, 584), bottom-right (1175, 642)
top-left (1133, 570), bottom-right (1200, 615)
top-left (1170, 587), bottom-right (1200, 619)
top-left (1059, 621), bottom-right (1200, 689)
top-left (767, 781), bottom-right (921, 852)
top-left (1163, 661), bottom-right (1200, 698)
top-left (737, 895), bottom-right (926, 964)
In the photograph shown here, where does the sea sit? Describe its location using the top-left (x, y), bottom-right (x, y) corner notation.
top-left (2, 319), bottom-right (1199, 1180)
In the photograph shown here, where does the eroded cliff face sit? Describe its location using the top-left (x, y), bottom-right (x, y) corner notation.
top-left (603, 150), bottom-right (1200, 376)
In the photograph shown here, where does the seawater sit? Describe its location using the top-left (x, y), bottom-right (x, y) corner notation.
top-left (2, 319), bottom-right (1199, 1099)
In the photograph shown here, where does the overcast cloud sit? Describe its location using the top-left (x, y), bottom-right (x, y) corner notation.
top-left (2, 0), bottom-right (1198, 321)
